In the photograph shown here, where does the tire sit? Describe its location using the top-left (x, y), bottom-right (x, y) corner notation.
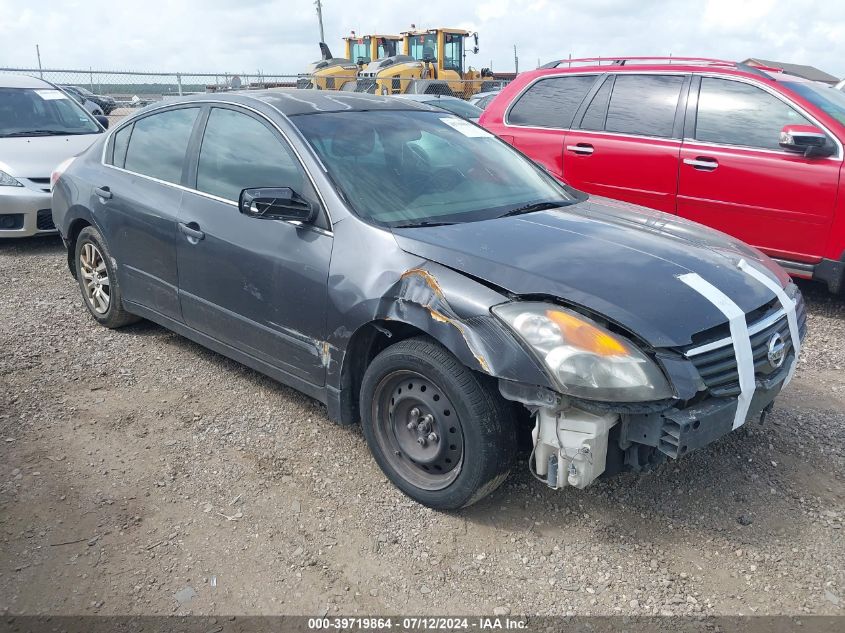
top-left (360, 336), bottom-right (516, 510)
top-left (74, 226), bottom-right (139, 329)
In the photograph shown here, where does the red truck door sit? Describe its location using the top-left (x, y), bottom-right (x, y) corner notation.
top-left (677, 76), bottom-right (840, 264)
top-left (562, 74), bottom-right (687, 213)
top-left (495, 74), bottom-right (598, 178)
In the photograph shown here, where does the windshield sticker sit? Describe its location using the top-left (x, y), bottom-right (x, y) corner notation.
top-left (440, 116), bottom-right (493, 138)
top-left (34, 89), bottom-right (68, 101)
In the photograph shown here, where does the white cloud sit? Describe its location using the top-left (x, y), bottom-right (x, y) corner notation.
top-left (0, 0), bottom-right (842, 79)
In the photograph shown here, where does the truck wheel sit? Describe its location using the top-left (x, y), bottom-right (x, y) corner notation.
top-left (74, 226), bottom-right (139, 329)
top-left (360, 337), bottom-right (515, 510)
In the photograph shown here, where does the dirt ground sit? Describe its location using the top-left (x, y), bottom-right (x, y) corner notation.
top-left (0, 236), bottom-right (843, 616)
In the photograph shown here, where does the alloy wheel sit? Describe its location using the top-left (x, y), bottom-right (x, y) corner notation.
top-left (79, 242), bottom-right (110, 314)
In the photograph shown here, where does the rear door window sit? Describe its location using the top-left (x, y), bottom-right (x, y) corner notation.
top-left (578, 77), bottom-right (613, 131)
top-left (507, 75), bottom-right (597, 128)
top-left (604, 74), bottom-right (684, 138)
top-left (123, 107), bottom-right (199, 183)
top-left (110, 123), bottom-right (133, 168)
top-left (196, 107), bottom-right (305, 202)
top-left (695, 77), bottom-right (812, 150)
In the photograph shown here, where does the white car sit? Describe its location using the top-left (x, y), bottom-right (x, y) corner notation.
top-left (0, 74), bottom-right (107, 237)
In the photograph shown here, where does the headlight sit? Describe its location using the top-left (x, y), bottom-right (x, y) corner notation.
top-left (0, 170), bottom-right (23, 187)
top-left (492, 302), bottom-right (673, 402)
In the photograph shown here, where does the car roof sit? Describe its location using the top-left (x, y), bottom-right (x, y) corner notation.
top-left (0, 73), bottom-right (52, 89)
top-left (254, 89), bottom-right (441, 115)
top-left (143, 89), bottom-right (443, 117)
top-left (529, 58), bottom-right (784, 83)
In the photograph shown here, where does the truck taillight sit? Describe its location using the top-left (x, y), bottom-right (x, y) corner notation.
top-left (51, 157), bottom-right (76, 190)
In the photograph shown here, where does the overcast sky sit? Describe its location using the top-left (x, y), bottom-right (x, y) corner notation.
top-left (1, 0), bottom-right (843, 79)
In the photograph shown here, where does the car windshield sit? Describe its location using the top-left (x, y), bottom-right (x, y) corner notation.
top-left (425, 98), bottom-right (483, 120)
top-left (291, 109), bottom-right (577, 227)
top-left (784, 81), bottom-right (845, 126)
top-left (0, 87), bottom-right (100, 137)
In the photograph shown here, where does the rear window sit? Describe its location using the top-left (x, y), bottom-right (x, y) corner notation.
top-left (604, 74), bottom-right (684, 138)
top-left (425, 98), bottom-right (483, 120)
top-left (123, 107), bottom-right (199, 184)
top-left (507, 75), bottom-right (597, 128)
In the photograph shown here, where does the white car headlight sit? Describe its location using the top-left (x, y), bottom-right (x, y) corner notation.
top-left (0, 170), bottom-right (23, 187)
top-left (493, 302), bottom-right (673, 402)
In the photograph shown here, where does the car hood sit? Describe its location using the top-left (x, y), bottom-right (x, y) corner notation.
top-left (0, 134), bottom-right (102, 178)
top-left (392, 196), bottom-right (784, 348)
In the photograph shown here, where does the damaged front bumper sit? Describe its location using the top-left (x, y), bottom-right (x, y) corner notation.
top-left (500, 360), bottom-right (791, 491)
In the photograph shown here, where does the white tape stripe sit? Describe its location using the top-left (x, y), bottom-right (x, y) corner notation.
top-left (678, 273), bottom-right (756, 430)
top-left (737, 260), bottom-right (801, 386)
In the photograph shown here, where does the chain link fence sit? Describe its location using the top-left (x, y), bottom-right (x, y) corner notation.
top-left (303, 73), bottom-right (510, 98)
top-left (1, 67), bottom-right (510, 125)
top-left (0, 67), bottom-right (300, 125)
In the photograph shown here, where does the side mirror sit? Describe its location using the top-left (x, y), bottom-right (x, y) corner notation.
top-left (239, 187), bottom-right (316, 223)
top-left (473, 33), bottom-right (479, 54)
top-left (95, 115), bottom-right (109, 129)
top-left (779, 124), bottom-right (834, 157)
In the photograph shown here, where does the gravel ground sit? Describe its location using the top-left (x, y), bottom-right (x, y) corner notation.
top-left (0, 236), bottom-right (843, 617)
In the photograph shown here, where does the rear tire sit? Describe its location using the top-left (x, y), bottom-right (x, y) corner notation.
top-left (360, 337), bottom-right (515, 510)
top-left (74, 226), bottom-right (139, 329)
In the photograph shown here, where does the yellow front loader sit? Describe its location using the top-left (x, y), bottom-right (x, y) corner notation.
top-left (355, 27), bottom-right (494, 98)
top-left (303, 33), bottom-right (403, 91)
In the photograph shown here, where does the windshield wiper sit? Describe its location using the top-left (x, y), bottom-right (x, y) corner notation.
top-left (1, 129), bottom-right (89, 137)
top-left (497, 200), bottom-right (570, 219)
top-left (392, 220), bottom-right (457, 228)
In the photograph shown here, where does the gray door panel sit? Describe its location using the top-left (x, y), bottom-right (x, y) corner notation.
top-left (98, 169), bottom-right (184, 321)
top-left (176, 193), bottom-right (332, 384)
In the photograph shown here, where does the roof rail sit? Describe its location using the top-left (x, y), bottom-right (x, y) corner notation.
top-left (541, 56), bottom-right (783, 73)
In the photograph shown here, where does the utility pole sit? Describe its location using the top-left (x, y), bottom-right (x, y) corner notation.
top-left (36, 44), bottom-right (43, 78)
top-left (514, 45), bottom-right (518, 74)
top-left (315, 0), bottom-right (325, 43)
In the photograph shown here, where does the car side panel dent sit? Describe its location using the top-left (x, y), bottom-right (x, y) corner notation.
top-left (322, 220), bottom-right (554, 424)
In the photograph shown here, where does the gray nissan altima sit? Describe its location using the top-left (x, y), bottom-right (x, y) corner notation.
top-left (51, 90), bottom-right (806, 510)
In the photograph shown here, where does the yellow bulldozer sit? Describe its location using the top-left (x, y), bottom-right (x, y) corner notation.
top-left (300, 33), bottom-right (403, 91)
top-left (355, 27), bottom-right (495, 98)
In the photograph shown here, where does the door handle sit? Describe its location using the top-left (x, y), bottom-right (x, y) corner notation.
top-left (178, 222), bottom-right (205, 242)
top-left (683, 157), bottom-right (719, 171)
top-left (566, 143), bottom-right (594, 155)
top-left (94, 186), bottom-right (113, 200)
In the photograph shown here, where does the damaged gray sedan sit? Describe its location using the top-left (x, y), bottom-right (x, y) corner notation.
top-left (51, 91), bottom-right (806, 509)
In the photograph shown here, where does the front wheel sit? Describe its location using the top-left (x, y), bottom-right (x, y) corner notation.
top-left (360, 337), bottom-right (516, 510)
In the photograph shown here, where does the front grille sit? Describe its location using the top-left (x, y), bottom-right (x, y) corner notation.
top-left (686, 294), bottom-right (807, 398)
top-left (36, 209), bottom-right (55, 231)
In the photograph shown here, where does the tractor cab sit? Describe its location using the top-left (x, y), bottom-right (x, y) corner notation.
top-left (404, 28), bottom-right (478, 79)
top-left (345, 33), bottom-right (403, 68)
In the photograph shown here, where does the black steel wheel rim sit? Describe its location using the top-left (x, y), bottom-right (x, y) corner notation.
top-left (371, 370), bottom-right (464, 491)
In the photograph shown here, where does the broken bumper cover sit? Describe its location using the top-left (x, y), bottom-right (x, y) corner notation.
top-left (639, 367), bottom-right (789, 459)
